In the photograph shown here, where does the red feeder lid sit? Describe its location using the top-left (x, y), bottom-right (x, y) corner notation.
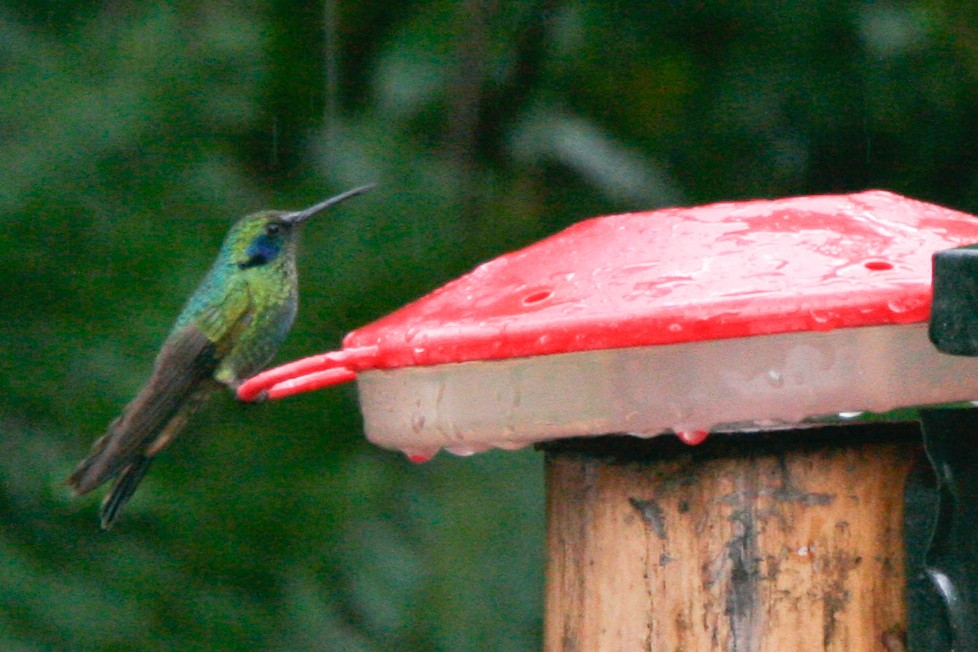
top-left (239, 191), bottom-right (978, 460)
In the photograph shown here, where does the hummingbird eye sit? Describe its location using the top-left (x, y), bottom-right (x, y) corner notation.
top-left (240, 227), bottom-right (286, 269)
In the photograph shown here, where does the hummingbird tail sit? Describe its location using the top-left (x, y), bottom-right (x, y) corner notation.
top-left (99, 456), bottom-right (154, 530)
top-left (67, 431), bottom-right (114, 495)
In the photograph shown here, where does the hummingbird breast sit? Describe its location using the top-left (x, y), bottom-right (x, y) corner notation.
top-left (218, 263), bottom-right (298, 383)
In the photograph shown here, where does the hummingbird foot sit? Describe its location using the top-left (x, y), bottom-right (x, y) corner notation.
top-left (224, 377), bottom-right (267, 403)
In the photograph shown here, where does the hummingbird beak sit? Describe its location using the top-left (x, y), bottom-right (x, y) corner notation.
top-left (282, 183), bottom-right (376, 225)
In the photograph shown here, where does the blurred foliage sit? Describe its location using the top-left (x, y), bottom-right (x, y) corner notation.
top-left (2, 0), bottom-right (978, 649)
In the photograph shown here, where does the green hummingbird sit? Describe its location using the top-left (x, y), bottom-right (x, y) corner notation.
top-left (68, 184), bottom-right (373, 529)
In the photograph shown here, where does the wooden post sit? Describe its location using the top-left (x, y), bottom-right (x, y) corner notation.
top-left (543, 424), bottom-right (919, 652)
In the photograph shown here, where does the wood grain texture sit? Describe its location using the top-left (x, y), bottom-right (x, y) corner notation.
top-left (543, 427), bottom-right (917, 652)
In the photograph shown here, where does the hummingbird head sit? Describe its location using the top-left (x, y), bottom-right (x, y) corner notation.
top-left (226, 185), bottom-right (374, 270)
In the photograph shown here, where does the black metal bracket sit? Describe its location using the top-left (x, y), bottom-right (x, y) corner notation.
top-left (930, 244), bottom-right (978, 355)
top-left (912, 244), bottom-right (978, 651)
top-left (916, 409), bottom-right (978, 651)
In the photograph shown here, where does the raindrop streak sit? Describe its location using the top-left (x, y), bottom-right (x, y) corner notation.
top-left (270, 117), bottom-right (279, 167)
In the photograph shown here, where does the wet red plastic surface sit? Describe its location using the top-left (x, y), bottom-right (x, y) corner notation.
top-left (344, 191), bottom-right (978, 364)
top-left (238, 190), bottom-right (978, 401)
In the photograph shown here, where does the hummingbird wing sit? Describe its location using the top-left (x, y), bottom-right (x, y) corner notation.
top-left (68, 284), bottom-right (256, 499)
top-left (67, 324), bottom-right (221, 496)
top-left (98, 383), bottom-right (214, 529)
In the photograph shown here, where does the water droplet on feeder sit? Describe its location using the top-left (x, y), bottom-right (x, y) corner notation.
top-left (676, 429), bottom-right (709, 446)
top-left (410, 412), bottom-right (426, 433)
top-left (404, 449), bottom-right (437, 464)
top-left (886, 298), bottom-right (910, 314)
top-left (767, 369), bottom-right (785, 388)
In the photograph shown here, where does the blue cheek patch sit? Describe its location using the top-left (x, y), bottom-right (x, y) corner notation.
top-left (240, 235), bottom-right (282, 269)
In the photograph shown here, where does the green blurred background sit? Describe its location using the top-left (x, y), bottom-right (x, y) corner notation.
top-left (3, 1), bottom-right (978, 649)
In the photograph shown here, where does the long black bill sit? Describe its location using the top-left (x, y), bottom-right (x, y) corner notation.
top-left (283, 183), bottom-right (376, 225)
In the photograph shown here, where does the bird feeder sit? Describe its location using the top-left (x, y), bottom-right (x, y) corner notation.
top-left (239, 190), bottom-right (978, 650)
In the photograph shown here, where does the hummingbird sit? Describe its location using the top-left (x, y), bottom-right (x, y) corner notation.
top-left (68, 184), bottom-right (373, 529)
